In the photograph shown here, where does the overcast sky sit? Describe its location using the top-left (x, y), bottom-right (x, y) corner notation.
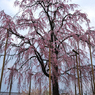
top-left (0, 0), bottom-right (95, 93)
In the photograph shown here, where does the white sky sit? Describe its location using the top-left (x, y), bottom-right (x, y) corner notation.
top-left (0, 0), bottom-right (19, 16)
top-left (0, 0), bottom-right (95, 93)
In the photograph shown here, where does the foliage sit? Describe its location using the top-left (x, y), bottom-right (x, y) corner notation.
top-left (0, 0), bottom-right (95, 95)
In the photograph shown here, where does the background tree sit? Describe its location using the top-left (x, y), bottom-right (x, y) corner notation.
top-left (0, 0), bottom-right (95, 95)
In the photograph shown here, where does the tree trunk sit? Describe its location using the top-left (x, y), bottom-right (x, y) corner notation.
top-left (52, 64), bottom-right (59, 95)
top-left (52, 78), bottom-right (59, 95)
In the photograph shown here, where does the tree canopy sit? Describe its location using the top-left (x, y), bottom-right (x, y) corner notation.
top-left (0, 0), bottom-right (95, 95)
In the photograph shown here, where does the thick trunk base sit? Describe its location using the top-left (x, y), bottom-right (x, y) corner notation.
top-left (52, 80), bottom-right (59, 95)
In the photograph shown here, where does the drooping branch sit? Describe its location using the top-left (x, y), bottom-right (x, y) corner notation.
top-left (34, 50), bottom-right (49, 77)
